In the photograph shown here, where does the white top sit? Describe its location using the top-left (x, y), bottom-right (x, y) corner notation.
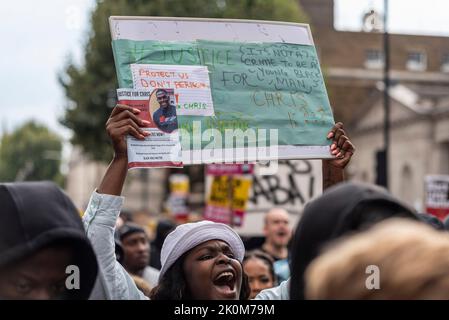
top-left (254, 279), bottom-right (290, 300)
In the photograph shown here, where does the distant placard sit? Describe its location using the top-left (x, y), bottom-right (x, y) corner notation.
top-left (426, 175), bottom-right (449, 220)
top-left (204, 164), bottom-right (254, 227)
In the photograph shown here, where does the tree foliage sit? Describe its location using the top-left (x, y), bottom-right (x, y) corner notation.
top-left (60, 0), bottom-right (308, 162)
top-left (0, 121), bottom-right (63, 184)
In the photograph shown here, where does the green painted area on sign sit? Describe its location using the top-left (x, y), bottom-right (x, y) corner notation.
top-left (112, 39), bottom-right (334, 150)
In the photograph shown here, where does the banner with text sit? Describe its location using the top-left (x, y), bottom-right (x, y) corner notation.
top-left (112, 37), bottom-right (335, 163)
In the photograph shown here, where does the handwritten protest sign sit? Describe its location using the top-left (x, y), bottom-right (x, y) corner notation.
top-left (131, 64), bottom-right (214, 116)
top-left (110, 17), bottom-right (335, 163)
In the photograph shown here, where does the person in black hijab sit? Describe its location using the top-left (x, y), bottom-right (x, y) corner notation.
top-left (289, 181), bottom-right (419, 300)
top-left (0, 181), bottom-right (98, 299)
top-left (149, 219), bottom-right (176, 270)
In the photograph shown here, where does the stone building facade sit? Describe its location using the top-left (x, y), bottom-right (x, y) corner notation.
top-left (300, 0), bottom-right (449, 211)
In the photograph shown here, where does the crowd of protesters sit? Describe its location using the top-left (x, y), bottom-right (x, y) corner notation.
top-left (3, 103), bottom-right (449, 300)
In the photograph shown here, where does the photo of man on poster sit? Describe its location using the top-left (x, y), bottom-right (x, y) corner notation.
top-left (152, 89), bottom-right (178, 133)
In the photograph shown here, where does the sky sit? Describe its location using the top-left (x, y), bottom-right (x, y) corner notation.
top-left (0, 0), bottom-right (95, 140)
top-left (1, 0), bottom-right (449, 147)
top-left (335, 0), bottom-right (449, 36)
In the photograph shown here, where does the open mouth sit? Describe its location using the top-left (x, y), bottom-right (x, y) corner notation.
top-left (277, 231), bottom-right (287, 238)
top-left (213, 270), bottom-right (237, 297)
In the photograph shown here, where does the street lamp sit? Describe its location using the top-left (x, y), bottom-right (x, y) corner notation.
top-left (376, 0), bottom-right (390, 189)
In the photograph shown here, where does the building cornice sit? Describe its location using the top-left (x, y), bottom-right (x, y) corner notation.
top-left (327, 68), bottom-right (449, 83)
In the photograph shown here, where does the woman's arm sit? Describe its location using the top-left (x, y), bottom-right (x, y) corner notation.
top-left (98, 104), bottom-right (150, 195)
top-left (84, 104), bottom-right (151, 300)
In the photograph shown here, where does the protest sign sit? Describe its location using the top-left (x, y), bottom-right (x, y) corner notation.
top-left (167, 174), bottom-right (190, 222)
top-left (109, 17), bottom-right (335, 164)
top-left (131, 64), bottom-right (214, 116)
top-left (117, 88), bottom-right (182, 168)
top-left (204, 164), bottom-right (253, 227)
top-left (425, 175), bottom-right (449, 220)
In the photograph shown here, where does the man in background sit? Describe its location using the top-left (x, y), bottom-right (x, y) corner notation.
top-left (118, 223), bottom-right (159, 289)
top-left (259, 208), bottom-right (292, 283)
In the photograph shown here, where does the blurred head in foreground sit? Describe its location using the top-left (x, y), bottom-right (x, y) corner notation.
top-left (0, 182), bottom-right (97, 299)
top-left (306, 218), bottom-right (449, 299)
top-left (289, 182), bottom-right (418, 299)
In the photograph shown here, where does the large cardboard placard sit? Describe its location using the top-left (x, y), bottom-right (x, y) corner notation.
top-left (109, 17), bottom-right (335, 164)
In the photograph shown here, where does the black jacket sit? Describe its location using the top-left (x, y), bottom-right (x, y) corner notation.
top-left (153, 104), bottom-right (178, 133)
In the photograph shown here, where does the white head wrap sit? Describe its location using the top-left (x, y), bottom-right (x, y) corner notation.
top-left (159, 220), bottom-right (245, 281)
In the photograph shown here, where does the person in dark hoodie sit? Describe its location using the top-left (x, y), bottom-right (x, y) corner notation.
top-left (0, 181), bottom-right (98, 300)
top-left (288, 182), bottom-right (419, 300)
top-left (305, 218), bottom-right (449, 299)
top-left (149, 219), bottom-right (176, 270)
top-left (255, 182), bottom-right (420, 300)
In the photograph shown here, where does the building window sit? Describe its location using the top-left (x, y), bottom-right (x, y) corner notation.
top-left (441, 53), bottom-right (449, 72)
top-left (365, 49), bottom-right (384, 69)
top-left (406, 52), bottom-right (426, 71)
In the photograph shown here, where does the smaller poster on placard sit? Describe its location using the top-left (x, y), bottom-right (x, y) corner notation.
top-left (117, 88), bottom-right (183, 169)
top-left (131, 64), bottom-right (214, 116)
